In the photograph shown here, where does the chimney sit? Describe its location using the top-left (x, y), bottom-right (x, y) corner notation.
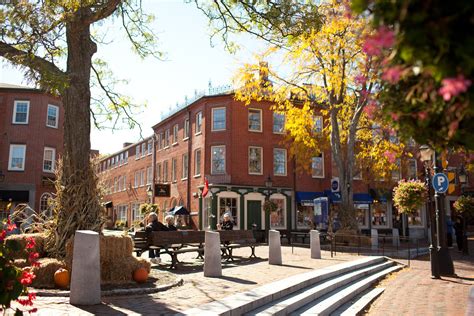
top-left (123, 142), bottom-right (133, 148)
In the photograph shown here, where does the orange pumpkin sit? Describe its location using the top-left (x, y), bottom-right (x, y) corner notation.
top-left (54, 268), bottom-right (70, 289)
top-left (133, 267), bottom-right (148, 283)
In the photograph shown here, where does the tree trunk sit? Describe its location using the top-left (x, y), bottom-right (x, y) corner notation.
top-left (46, 16), bottom-right (104, 258)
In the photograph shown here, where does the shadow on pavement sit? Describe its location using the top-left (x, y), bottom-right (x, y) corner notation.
top-left (99, 294), bottom-right (182, 315)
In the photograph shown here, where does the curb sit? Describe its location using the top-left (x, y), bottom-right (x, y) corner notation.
top-left (32, 276), bottom-right (184, 297)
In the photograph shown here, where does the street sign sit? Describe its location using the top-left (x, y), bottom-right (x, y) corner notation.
top-left (331, 177), bottom-right (340, 192)
top-left (432, 173), bottom-right (449, 193)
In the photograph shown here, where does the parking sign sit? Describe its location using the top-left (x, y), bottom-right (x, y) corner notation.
top-left (432, 173), bottom-right (449, 193)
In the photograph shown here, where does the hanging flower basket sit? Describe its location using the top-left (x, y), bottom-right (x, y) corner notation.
top-left (393, 179), bottom-right (427, 214)
top-left (263, 200), bottom-right (278, 213)
top-left (453, 195), bottom-right (474, 218)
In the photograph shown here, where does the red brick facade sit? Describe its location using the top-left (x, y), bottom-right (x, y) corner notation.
top-left (0, 84), bottom-right (63, 216)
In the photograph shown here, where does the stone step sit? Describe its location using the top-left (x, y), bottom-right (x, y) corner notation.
top-left (292, 265), bottom-right (401, 316)
top-left (247, 261), bottom-right (394, 316)
top-left (179, 256), bottom-right (387, 315)
top-left (332, 287), bottom-right (385, 316)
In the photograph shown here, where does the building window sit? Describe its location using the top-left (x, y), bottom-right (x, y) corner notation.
top-left (146, 166), bottom-right (152, 185)
top-left (114, 177), bottom-right (118, 193)
top-left (141, 143), bottom-right (146, 157)
top-left (273, 113), bottom-right (285, 133)
top-left (173, 124), bottom-right (179, 144)
top-left (182, 153), bottom-right (188, 180)
top-left (311, 153), bottom-right (324, 178)
top-left (125, 151), bottom-right (129, 163)
top-left (353, 162), bottom-right (363, 180)
top-left (123, 175), bottom-right (127, 191)
top-left (43, 147), bottom-right (56, 172)
top-left (39, 193), bottom-right (53, 218)
top-left (163, 160), bottom-right (169, 182)
top-left (8, 144), bottom-right (26, 171)
top-left (132, 203), bottom-right (142, 222)
top-left (157, 133), bottom-right (162, 150)
top-left (355, 204), bottom-right (369, 228)
top-left (273, 148), bottom-right (287, 176)
top-left (270, 197), bottom-right (286, 229)
top-left (140, 169), bottom-right (145, 186)
top-left (184, 118), bottom-right (190, 139)
top-left (135, 145), bottom-right (140, 159)
top-left (391, 159), bottom-right (401, 181)
top-left (407, 159), bottom-right (417, 180)
top-left (165, 129), bottom-right (170, 147)
top-left (211, 145), bottom-right (226, 174)
top-left (248, 146), bottom-right (263, 175)
top-left (171, 158), bottom-right (177, 182)
top-left (147, 140), bottom-right (152, 155)
top-left (117, 205), bottom-right (128, 223)
top-left (134, 171), bottom-right (139, 188)
top-left (196, 111), bottom-right (202, 134)
top-left (248, 108), bottom-right (262, 132)
top-left (45, 104), bottom-right (59, 128)
top-left (194, 149), bottom-right (201, 176)
top-left (156, 163), bottom-right (162, 182)
top-left (313, 116), bottom-right (323, 133)
top-left (218, 197), bottom-right (238, 228)
top-left (407, 206), bottom-right (423, 226)
top-left (12, 100), bottom-right (29, 124)
top-left (212, 107), bottom-right (226, 131)
top-left (372, 202), bottom-right (389, 227)
top-left (118, 176), bottom-right (123, 191)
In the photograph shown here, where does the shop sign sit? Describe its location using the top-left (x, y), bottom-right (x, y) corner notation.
top-left (155, 183), bottom-right (170, 197)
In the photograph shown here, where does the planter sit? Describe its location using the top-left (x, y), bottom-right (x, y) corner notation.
top-left (393, 179), bottom-right (427, 214)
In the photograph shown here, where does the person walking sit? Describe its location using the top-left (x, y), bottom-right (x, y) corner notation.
top-left (145, 212), bottom-right (168, 264)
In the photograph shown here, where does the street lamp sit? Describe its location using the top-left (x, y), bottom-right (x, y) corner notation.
top-left (458, 166), bottom-right (467, 186)
top-left (419, 145), bottom-right (455, 278)
top-left (146, 185), bottom-right (153, 204)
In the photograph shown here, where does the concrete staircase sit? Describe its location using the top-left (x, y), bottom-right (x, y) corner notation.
top-left (180, 256), bottom-right (402, 316)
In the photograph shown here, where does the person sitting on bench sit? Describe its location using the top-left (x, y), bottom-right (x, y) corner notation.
top-left (145, 212), bottom-right (168, 264)
top-left (217, 212), bottom-right (234, 230)
top-left (165, 214), bottom-right (178, 231)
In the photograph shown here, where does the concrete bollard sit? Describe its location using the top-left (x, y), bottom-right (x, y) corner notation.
top-left (70, 230), bottom-right (101, 305)
top-left (392, 228), bottom-right (400, 247)
top-left (467, 286), bottom-right (474, 316)
top-left (268, 230), bottom-right (282, 265)
top-left (371, 229), bottom-right (378, 250)
top-left (310, 230), bottom-right (321, 259)
top-left (204, 231), bottom-right (222, 277)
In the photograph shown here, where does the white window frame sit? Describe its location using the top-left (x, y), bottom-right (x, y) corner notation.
top-left (272, 112), bottom-right (285, 134)
top-left (165, 129), bottom-right (170, 147)
top-left (12, 100), bottom-right (30, 124)
top-left (163, 160), bottom-right (169, 182)
top-left (182, 153), bottom-right (188, 180)
top-left (46, 104), bottom-right (59, 128)
top-left (173, 124), bottom-right (179, 144)
top-left (156, 162), bottom-right (162, 182)
top-left (157, 133), bottom-right (162, 150)
top-left (391, 159), bottom-right (401, 181)
top-left (313, 115), bottom-right (323, 133)
top-left (407, 158), bottom-right (418, 180)
top-left (146, 166), bottom-right (153, 185)
top-left (43, 147), bottom-right (56, 173)
top-left (211, 107), bottom-right (226, 131)
top-left (135, 145), bottom-right (140, 159)
top-left (147, 140), bottom-right (153, 155)
top-left (248, 108), bottom-right (262, 132)
top-left (248, 146), bottom-right (263, 175)
top-left (140, 169), bottom-right (145, 187)
top-left (123, 175), bottom-right (127, 191)
top-left (171, 157), bottom-right (177, 182)
top-left (134, 171), bottom-right (140, 188)
top-left (195, 111), bottom-right (202, 134)
top-left (8, 144), bottom-right (26, 171)
top-left (311, 153), bottom-right (325, 178)
top-left (183, 118), bottom-right (190, 140)
top-left (211, 145), bottom-right (226, 175)
top-left (141, 143), bottom-right (146, 157)
top-left (273, 148), bottom-right (287, 176)
top-left (194, 149), bottom-right (201, 177)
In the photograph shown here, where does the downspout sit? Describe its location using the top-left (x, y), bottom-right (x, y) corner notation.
top-left (187, 109), bottom-right (192, 213)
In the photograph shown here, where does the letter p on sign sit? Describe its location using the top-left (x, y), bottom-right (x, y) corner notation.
top-left (432, 173), bottom-right (449, 193)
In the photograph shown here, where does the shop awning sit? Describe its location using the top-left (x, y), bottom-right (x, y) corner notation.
top-left (296, 191), bottom-right (325, 204)
top-left (324, 190), bottom-right (373, 204)
top-left (0, 190), bottom-right (29, 202)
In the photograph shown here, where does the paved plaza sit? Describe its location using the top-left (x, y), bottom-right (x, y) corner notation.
top-left (14, 245), bottom-right (474, 315)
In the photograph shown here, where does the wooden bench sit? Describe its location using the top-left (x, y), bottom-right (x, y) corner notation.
top-left (218, 230), bottom-right (259, 261)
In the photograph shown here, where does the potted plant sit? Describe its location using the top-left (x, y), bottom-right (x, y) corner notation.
top-left (453, 195), bottom-right (474, 218)
top-left (393, 179), bottom-right (427, 214)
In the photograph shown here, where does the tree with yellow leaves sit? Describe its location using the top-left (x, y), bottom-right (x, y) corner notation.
top-left (233, 2), bottom-right (405, 230)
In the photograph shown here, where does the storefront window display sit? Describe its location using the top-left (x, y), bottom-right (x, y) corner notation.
top-left (372, 202), bottom-right (389, 227)
top-left (270, 198), bottom-right (286, 229)
top-left (297, 205), bottom-right (313, 229)
top-left (355, 204), bottom-right (369, 228)
top-left (407, 207), bottom-right (423, 226)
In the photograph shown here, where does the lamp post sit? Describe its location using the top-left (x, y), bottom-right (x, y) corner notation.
top-left (419, 145), bottom-right (455, 277)
top-left (146, 185), bottom-right (153, 204)
top-left (264, 176), bottom-right (273, 240)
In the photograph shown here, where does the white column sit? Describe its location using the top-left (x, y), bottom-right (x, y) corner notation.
top-left (268, 230), bottom-right (282, 265)
top-left (70, 230), bottom-right (101, 305)
top-left (392, 228), bottom-right (400, 247)
top-left (204, 231), bottom-right (222, 277)
top-left (371, 229), bottom-right (378, 250)
top-left (310, 230), bottom-right (321, 259)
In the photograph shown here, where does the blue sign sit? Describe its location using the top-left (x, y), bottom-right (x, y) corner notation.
top-left (432, 173), bottom-right (449, 193)
top-left (331, 178), bottom-right (339, 192)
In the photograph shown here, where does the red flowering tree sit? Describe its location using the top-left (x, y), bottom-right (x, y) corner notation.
top-left (0, 220), bottom-right (40, 315)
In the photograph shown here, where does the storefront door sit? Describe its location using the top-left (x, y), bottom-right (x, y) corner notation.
top-left (247, 200), bottom-right (262, 229)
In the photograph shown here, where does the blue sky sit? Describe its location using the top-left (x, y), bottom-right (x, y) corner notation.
top-left (0, 1), bottom-right (262, 154)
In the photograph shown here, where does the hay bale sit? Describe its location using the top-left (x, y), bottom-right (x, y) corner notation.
top-left (6, 233), bottom-right (46, 259)
top-left (14, 258), bottom-right (66, 289)
top-left (65, 234), bottom-right (149, 285)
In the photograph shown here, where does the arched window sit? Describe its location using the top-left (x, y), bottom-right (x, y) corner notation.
top-left (40, 193), bottom-right (53, 218)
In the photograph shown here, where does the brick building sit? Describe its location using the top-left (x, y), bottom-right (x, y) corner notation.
top-left (99, 90), bottom-right (473, 237)
top-left (0, 83), bottom-right (63, 218)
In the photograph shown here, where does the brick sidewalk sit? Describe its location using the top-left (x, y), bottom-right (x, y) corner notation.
top-left (365, 250), bottom-right (474, 316)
